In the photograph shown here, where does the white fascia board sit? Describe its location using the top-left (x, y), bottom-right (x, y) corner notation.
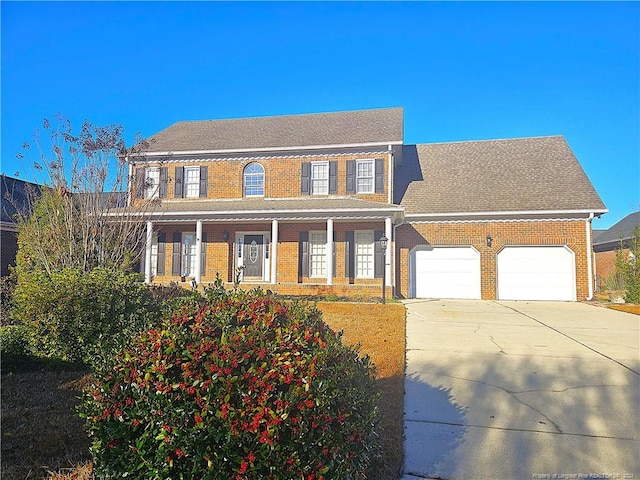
top-left (127, 141), bottom-right (404, 159)
top-left (405, 209), bottom-right (609, 221)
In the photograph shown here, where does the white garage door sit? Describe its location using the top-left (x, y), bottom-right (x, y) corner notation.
top-left (497, 246), bottom-right (576, 301)
top-left (413, 247), bottom-right (481, 299)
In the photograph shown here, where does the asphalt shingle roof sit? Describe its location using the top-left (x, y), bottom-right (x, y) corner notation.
top-left (395, 136), bottom-right (606, 215)
top-left (144, 197), bottom-right (403, 221)
top-left (593, 211), bottom-right (640, 246)
top-left (141, 107), bottom-right (403, 154)
top-left (1, 175), bottom-right (41, 224)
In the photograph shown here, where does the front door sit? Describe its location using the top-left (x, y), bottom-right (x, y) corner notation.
top-left (243, 235), bottom-right (264, 279)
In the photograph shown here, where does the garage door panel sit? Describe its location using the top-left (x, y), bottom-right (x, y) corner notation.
top-left (497, 246), bottom-right (575, 301)
top-left (414, 247), bottom-right (481, 299)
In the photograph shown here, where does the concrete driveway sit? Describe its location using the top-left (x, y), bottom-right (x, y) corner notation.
top-left (402, 300), bottom-right (639, 480)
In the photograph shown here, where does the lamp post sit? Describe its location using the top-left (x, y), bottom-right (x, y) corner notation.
top-left (379, 234), bottom-right (388, 304)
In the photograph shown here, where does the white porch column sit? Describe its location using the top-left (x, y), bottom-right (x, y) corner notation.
top-left (271, 219), bottom-right (278, 284)
top-left (326, 218), bottom-right (334, 285)
top-left (195, 220), bottom-right (203, 285)
top-left (385, 217), bottom-right (392, 286)
top-left (144, 220), bottom-right (153, 284)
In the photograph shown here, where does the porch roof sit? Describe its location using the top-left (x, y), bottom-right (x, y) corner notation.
top-left (128, 197), bottom-right (404, 223)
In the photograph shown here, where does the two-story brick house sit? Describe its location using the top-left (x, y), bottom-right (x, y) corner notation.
top-left (126, 107), bottom-right (607, 301)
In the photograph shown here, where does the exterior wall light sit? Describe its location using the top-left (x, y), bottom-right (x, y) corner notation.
top-left (486, 234), bottom-right (492, 247)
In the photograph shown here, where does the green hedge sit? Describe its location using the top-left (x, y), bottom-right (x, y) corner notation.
top-left (12, 267), bottom-right (159, 367)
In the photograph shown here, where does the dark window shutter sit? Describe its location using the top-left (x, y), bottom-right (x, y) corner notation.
top-left (199, 166), bottom-right (208, 197)
top-left (172, 232), bottom-right (182, 276)
top-left (374, 230), bottom-right (384, 278)
top-left (298, 231), bottom-right (309, 281)
top-left (157, 233), bottom-right (166, 275)
top-left (345, 231), bottom-right (355, 280)
top-left (375, 159), bottom-right (384, 193)
top-left (329, 161), bottom-right (337, 194)
top-left (134, 167), bottom-right (145, 199)
top-left (301, 162), bottom-right (310, 195)
top-left (200, 232), bottom-right (207, 275)
top-left (346, 161), bottom-right (356, 194)
top-left (159, 167), bottom-right (168, 198)
top-left (174, 167), bottom-right (184, 198)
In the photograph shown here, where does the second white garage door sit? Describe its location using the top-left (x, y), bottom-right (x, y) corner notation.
top-left (414, 247), bottom-right (481, 299)
top-left (497, 246), bottom-right (576, 301)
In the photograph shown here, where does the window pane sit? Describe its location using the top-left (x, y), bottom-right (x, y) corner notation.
top-left (244, 163), bottom-right (264, 196)
top-left (356, 160), bottom-right (374, 194)
top-left (151, 233), bottom-right (158, 276)
top-left (185, 168), bottom-right (200, 198)
top-left (310, 232), bottom-right (327, 277)
top-left (145, 168), bottom-right (160, 199)
top-left (311, 162), bottom-right (328, 195)
top-left (182, 233), bottom-right (196, 276)
top-left (355, 231), bottom-right (374, 278)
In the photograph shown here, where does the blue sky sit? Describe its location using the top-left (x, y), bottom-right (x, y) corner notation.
top-left (1, 1), bottom-right (638, 229)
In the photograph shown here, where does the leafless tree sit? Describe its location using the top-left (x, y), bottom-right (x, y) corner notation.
top-left (11, 114), bottom-right (156, 275)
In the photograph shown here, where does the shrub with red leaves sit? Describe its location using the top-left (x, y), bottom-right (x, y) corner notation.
top-left (80, 287), bottom-right (379, 479)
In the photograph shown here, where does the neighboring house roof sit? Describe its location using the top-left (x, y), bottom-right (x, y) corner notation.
top-left (593, 211), bottom-right (640, 251)
top-left (395, 136), bottom-right (607, 217)
top-left (0, 175), bottom-right (41, 227)
top-left (138, 107), bottom-right (404, 155)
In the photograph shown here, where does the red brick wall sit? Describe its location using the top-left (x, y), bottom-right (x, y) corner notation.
top-left (151, 221), bottom-right (390, 291)
top-left (140, 152), bottom-right (390, 203)
top-left (395, 220), bottom-right (591, 300)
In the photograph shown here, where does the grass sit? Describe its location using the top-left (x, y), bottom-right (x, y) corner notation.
top-left (1, 301), bottom-right (407, 480)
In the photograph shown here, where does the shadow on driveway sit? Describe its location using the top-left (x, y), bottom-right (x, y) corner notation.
top-left (403, 300), bottom-right (640, 480)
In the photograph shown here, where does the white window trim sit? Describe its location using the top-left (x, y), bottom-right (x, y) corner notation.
top-left (309, 230), bottom-right (327, 278)
top-left (355, 230), bottom-right (375, 279)
top-left (356, 159), bottom-right (374, 194)
top-left (145, 167), bottom-right (160, 199)
top-left (311, 161), bottom-right (329, 195)
top-left (184, 166), bottom-right (200, 198)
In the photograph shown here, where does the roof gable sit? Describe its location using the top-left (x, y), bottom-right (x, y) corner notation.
top-left (395, 136), bottom-right (606, 215)
top-left (141, 107), bottom-right (403, 154)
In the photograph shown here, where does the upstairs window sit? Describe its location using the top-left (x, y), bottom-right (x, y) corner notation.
top-left (346, 159), bottom-right (384, 194)
top-left (311, 162), bottom-right (329, 195)
top-left (243, 163), bottom-right (265, 197)
top-left (145, 168), bottom-right (160, 199)
top-left (184, 167), bottom-right (200, 198)
top-left (356, 160), bottom-right (374, 194)
top-left (175, 166), bottom-right (208, 198)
